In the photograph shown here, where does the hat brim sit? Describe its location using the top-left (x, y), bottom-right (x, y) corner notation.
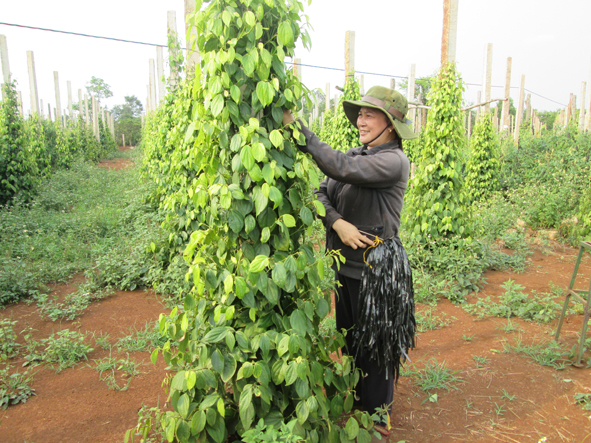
top-left (343, 99), bottom-right (418, 140)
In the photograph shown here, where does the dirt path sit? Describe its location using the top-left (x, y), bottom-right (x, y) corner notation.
top-left (1, 243), bottom-right (590, 443)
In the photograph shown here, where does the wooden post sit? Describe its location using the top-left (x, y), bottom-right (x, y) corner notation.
top-left (149, 59), bottom-right (157, 110)
top-left (524, 93), bottom-right (531, 123)
top-left (586, 87), bottom-right (591, 132)
top-left (293, 58), bottom-right (302, 81)
top-left (48, 103), bottom-right (52, 121)
top-left (580, 82), bottom-right (587, 131)
top-left (67, 80), bottom-right (73, 122)
top-left (0, 35), bottom-right (10, 99)
top-left (325, 83), bottom-right (330, 112)
top-left (345, 30), bottom-right (355, 81)
top-left (27, 51), bottom-right (40, 115)
top-left (570, 94), bottom-right (577, 124)
top-left (476, 91), bottom-right (481, 116)
top-left (54, 72), bottom-right (63, 127)
top-left (390, 78), bottom-right (395, 90)
top-left (501, 57), bottom-right (512, 131)
top-left (156, 47), bottom-right (166, 103)
top-left (441, 0), bottom-right (459, 65)
top-left (493, 106), bottom-right (499, 131)
top-left (483, 43), bottom-right (493, 113)
top-left (408, 64), bottom-right (416, 125)
top-left (84, 94), bottom-right (90, 126)
top-left (359, 74), bottom-right (364, 95)
top-left (168, 11), bottom-right (179, 88)
top-left (184, 0), bottom-right (200, 79)
top-left (92, 96), bottom-right (99, 140)
top-left (467, 110), bottom-right (472, 138)
top-left (514, 75), bottom-right (525, 142)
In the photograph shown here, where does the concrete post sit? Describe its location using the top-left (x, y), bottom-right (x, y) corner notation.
top-left (149, 59), bottom-right (157, 110)
top-left (293, 58), bottom-right (302, 81)
top-left (54, 71), bottom-right (63, 127)
top-left (78, 89), bottom-right (82, 119)
top-left (17, 91), bottom-right (22, 116)
top-left (359, 74), bottom-right (364, 95)
top-left (0, 35), bottom-right (10, 99)
top-left (514, 75), bottom-right (525, 142)
top-left (156, 46), bottom-right (166, 103)
top-left (524, 93), bottom-right (531, 122)
top-left (40, 99), bottom-right (44, 118)
top-left (390, 78), bottom-right (395, 90)
top-left (441, 0), bottom-right (459, 65)
top-left (92, 95), bottom-right (99, 140)
top-left (67, 80), bottom-right (73, 121)
top-left (408, 64), bottom-right (416, 124)
top-left (184, 0), bottom-right (200, 80)
top-left (84, 94), bottom-right (90, 126)
top-left (48, 103), bottom-right (52, 121)
top-left (168, 11), bottom-right (179, 88)
top-left (345, 30), bottom-right (355, 81)
top-left (570, 94), bottom-right (577, 123)
top-left (122, 133), bottom-right (125, 147)
top-left (325, 83), bottom-right (330, 112)
top-left (579, 81), bottom-right (587, 131)
top-left (27, 51), bottom-right (40, 115)
top-left (476, 91), bottom-right (481, 116)
top-left (482, 43), bottom-right (493, 113)
top-left (501, 57), bottom-right (512, 131)
top-left (467, 110), bottom-right (472, 138)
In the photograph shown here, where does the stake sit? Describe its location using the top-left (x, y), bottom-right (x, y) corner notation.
top-left (67, 80), bottom-right (73, 122)
top-left (345, 30), bottom-right (355, 81)
top-left (501, 57), bottom-right (512, 131)
top-left (0, 35), bottom-right (10, 99)
top-left (408, 64), bottom-right (416, 126)
top-left (27, 51), bottom-right (40, 115)
top-left (482, 43), bottom-right (493, 113)
top-left (54, 71), bottom-right (63, 127)
top-left (580, 81), bottom-right (587, 131)
top-left (156, 47), bottom-right (166, 103)
top-left (168, 11), bottom-right (179, 88)
top-left (149, 59), bottom-right (157, 110)
top-left (185, 0), bottom-right (200, 80)
top-left (514, 75), bottom-right (525, 142)
top-left (441, 0), bottom-right (459, 65)
top-left (325, 83), bottom-right (330, 112)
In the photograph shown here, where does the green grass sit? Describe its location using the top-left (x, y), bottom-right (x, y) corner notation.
top-left (408, 358), bottom-right (464, 402)
top-left (503, 336), bottom-right (569, 370)
top-left (93, 354), bottom-right (141, 391)
top-left (415, 307), bottom-right (452, 332)
top-left (115, 323), bottom-right (166, 353)
top-left (24, 329), bottom-right (93, 372)
top-left (0, 366), bottom-right (35, 409)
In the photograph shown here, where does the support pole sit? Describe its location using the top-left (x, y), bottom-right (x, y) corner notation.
top-left (580, 81), bottom-right (587, 132)
top-left (345, 30), bottom-right (355, 81)
top-left (168, 11), bottom-right (179, 88)
top-left (156, 46), bottom-right (166, 103)
top-left (325, 83), bottom-right (330, 112)
top-left (17, 91), bottom-right (22, 116)
top-left (40, 99), bottom-right (44, 118)
top-left (514, 75), bottom-right (525, 142)
top-left (441, 0), bottom-right (459, 65)
top-left (78, 89), bottom-right (82, 120)
top-left (0, 35), bottom-right (10, 99)
top-left (184, 0), bottom-right (200, 80)
top-left (359, 74), bottom-right (364, 95)
top-left (501, 57), bottom-right (512, 131)
top-left (293, 58), bottom-right (302, 81)
top-left (54, 71), bottom-right (63, 127)
top-left (390, 78), bottom-right (396, 90)
top-left (84, 94), bottom-right (90, 126)
top-left (149, 59), bottom-right (157, 111)
top-left (483, 43), bottom-right (493, 113)
top-left (67, 80), bottom-right (73, 122)
top-left (27, 51), bottom-right (40, 115)
top-left (408, 64), bottom-right (416, 125)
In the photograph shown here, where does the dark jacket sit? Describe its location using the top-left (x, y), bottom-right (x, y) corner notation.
top-left (300, 125), bottom-right (410, 279)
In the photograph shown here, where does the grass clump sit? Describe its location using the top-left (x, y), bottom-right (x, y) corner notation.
top-left (408, 358), bottom-right (464, 403)
top-left (24, 329), bottom-right (93, 372)
top-left (115, 323), bottom-right (167, 353)
top-left (93, 354), bottom-right (141, 391)
top-left (415, 308), bottom-right (452, 332)
top-left (503, 336), bottom-right (569, 370)
top-left (0, 367), bottom-right (36, 409)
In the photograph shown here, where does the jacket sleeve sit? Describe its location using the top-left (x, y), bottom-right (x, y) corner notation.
top-left (315, 177), bottom-right (342, 230)
top-left (298, 121), bottom-right (404, 188)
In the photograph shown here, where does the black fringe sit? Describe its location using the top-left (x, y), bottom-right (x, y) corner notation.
top-left (352, 238), bottom-right (415, 382)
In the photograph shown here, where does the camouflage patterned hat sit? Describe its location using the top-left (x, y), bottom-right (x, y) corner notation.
top-left (343, 85), bottom-right (418, 140)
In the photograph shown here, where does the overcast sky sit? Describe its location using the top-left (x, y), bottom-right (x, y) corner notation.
top-left (2, 0), bottom-right (591, 116)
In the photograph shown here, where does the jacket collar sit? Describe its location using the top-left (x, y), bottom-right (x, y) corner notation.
top-left (357, 139), bottom-right (401, 155)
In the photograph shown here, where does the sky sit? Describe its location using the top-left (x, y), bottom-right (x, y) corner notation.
top-left (2, 0), bottom-right (591, 117)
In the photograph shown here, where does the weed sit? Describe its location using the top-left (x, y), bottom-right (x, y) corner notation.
top-left (409, 358), bottom-right (464, 397)
top-left (415, 308), bottom-right (452, 332)
top-left (35, 284), bottom-right (114, 321)
top-left (504, 336), bottom-right (568, 370)
top-left (463, 334), bottom-right (474, 341)
top-left (464, 399), bottom-right (473, 410)
top-left (115, 323), bottom-right (166, 353)
top-left (93, 354), bottom-right (140, 391)
top-left (318, 316), bottom-right (336, 338)
top-left (574, 393), bottom-right (591, 411)
top-left (472, 355), bottom-right (490, 368)
top-left (501, 389), bottom-right (516, 401)
top-left (497, 319), bottom-right (522, 333)
top-left (0, 319), bottom-right (19, 358)
top-left (25, 329), bottom-right (93, 372)
top-left (464, 280), bottom-right (561, 323)
top-left (242, 418), bottom-right (304, 443)
top-left (0, 366), bottom-right (36, 409)
top-left (92, 331), bottom-right (112, 350)
top-left (493, 402), bottom-right (505, 416)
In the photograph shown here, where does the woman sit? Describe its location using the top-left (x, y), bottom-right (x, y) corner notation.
top-left (284, 85), bottom-right (417, 436)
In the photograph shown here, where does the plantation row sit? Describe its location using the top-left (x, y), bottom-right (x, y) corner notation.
top-left (0, 81), bottom-right (118, 206)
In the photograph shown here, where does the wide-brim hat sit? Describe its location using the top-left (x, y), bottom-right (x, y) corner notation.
top-left (343, 86), bottom-right (418, 140)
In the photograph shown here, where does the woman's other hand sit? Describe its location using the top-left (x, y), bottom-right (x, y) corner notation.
top-left (283, 109), bottom-right (295, 126)
top-left (332, 219), bottom-right (375, 250)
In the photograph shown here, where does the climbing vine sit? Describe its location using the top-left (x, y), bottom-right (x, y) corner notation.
top-left (324, 75), bottom-right (361, 152)
top-left (465, 113), bottom-right (500, 203)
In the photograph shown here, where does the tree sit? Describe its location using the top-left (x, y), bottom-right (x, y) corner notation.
top-left (399, 75), bottom-right (435, 105)
top-left (112, 96), bottom-right (143, 146)
top-left (85, 76), bottom-right (113, 104)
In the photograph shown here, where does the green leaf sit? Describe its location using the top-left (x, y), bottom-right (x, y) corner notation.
top-left (296, 400), bottom-right (309, 424)
top-left (285, 361), bottom-right (298, 385)
top-left (242, 54), bottom-right (255, 76)
top-left (177, 393), bottom-right (190, 418)
top-left (210, 94), bottom-right (224, 117)
top-left (269, 129), bottom-right (283, 148)
top-left (244, 215), bottom-right (256, 234)
top-left (256, 81), bottom-right (274, 107)
top-left (190, 410), bottom-right (206, 435)
top-left (277, 22), bottom-right (294, 46)
top-left (222, 353), bottom-right (236, 383)
top-left (186, 370), bottom-right (197, 390)
top-left (345, 417), bottom-right (359, 440)
top-left (283, 214), bottom-right (296, 227)
top-left (290, 309), bottom-right (307, 336)
top-left (239, 385), bottom-right (254, 429)
top-left (249, 255), bottom-right (269, 273)
top-left (184, 121), bottom-right (196, 143)
top-left (244, 10), bottom-right (256, 27)
top-left (300, 206), bottom-right (313, 226)
top-left (253, 187), bottom-right (268, 215)
top-left (313, 199), bottom-right (326, 217)
top-left (262, 163), bottom-right (274, 184)
top-left (268, 186), bottom-right (282, 208)
top-left (211, 349), bottom-right (224, 374)
top-left (203, 327), bottom-right (229, 344)
top-left (272, 262), bottom-right (287, 287)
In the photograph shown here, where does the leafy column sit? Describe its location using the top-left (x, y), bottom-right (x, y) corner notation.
top-left (152, 1), bottom-right (375, 442)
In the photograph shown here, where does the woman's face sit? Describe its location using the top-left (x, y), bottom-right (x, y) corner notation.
top-left (357, 107), bottom-right (393, 147)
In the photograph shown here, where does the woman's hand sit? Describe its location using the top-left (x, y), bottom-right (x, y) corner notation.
top-left (283, 109), bottom-right (295, 126)
top-left (332, 219), bottom-right (375, 250)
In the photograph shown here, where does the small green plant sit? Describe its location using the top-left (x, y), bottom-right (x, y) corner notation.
top-left (472, 355), bottom-right (490, 368)
top-left (493, 402), bottom-right (505, 417)
top-left (416, 308), bottom-right (451, 332)
top-left (241, 418), bottom-right (304, 443)
top-left (92, 331), bottom-right (112, 350)
top-left (463, 334), bottom-right (474, 342)
top-left (93, 354), bottom-right (140, 391)
top-left (574, 393), bottom-right (591, 411)
top-left (0, 319), bottom-right (19, 358)
top-left (318, 316), bottom-right (336, 338)
top-left (35, 285), bottom-right (114, 321)
top-left (501, 389), bottom-right (516, 401)
top-left (0, 366), bottom-right (36, 409)
top-left (497, 319), bottom-right (522, 333)
top-left (409, 358), bottom-right (464, 399)
top-left (26, 329), bottom-right (93, 372)
top-left (115, 323), bottom-right (166, 353)
top-left (504, 336), bottom-right (568, 370)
